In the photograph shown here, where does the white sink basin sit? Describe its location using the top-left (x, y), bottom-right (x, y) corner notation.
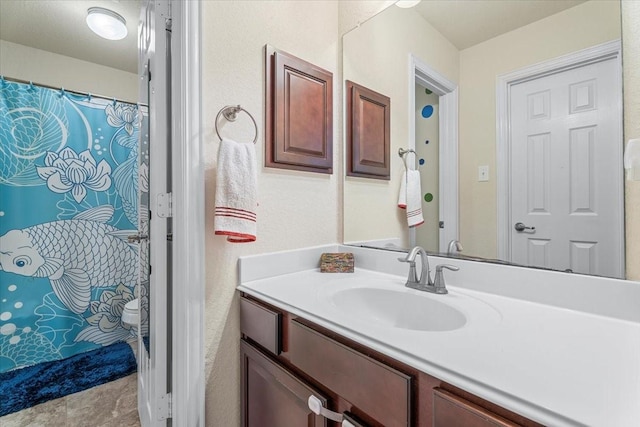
top-left (331, 287), bottom-right (467, 332)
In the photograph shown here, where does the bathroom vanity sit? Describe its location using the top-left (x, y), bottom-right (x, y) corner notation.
top-left (240, 296), bottom-right (540, 426)
top-left (237, 245), bottom-right (640, 427)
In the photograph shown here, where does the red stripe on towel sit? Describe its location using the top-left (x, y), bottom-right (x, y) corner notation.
top-left (215, 230), bottom-right (256, 242)
top-left (215, 213), bottom-right (257, 222)
top-left (215, 207), bottom-right (256, 221)
top-left (215, 207), bottom-right (256, 218)
top-left (216, 206), bottom-right (255, 215)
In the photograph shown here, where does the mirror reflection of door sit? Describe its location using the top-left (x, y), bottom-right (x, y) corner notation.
top-left (509, 56), bottom-right (623, 278)
top-left (414, 83), bottom-right (440, 253)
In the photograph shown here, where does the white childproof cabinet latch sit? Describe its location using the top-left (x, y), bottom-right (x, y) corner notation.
top-left (308, 395), bottom-right (357, 425)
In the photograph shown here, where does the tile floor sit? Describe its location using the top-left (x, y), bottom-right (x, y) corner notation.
top-left (0, 373), bottom-right (140, 427)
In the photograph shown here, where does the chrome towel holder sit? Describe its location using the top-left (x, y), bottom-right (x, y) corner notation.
top-left (398, 147), bottom-right (416, 170)
top-left (215, 104), bottom-right (258, 144)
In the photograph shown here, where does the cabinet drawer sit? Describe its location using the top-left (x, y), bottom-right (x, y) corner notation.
top-left (433, 388), bottom-right (520, 427)
top-left (240, 297), bottom-right (281, 355)
top-left (289, 319), bottom-right (412, 427)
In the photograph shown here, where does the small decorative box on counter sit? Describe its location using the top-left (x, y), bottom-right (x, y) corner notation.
top-left (320, 253), bottom-right (354, 273)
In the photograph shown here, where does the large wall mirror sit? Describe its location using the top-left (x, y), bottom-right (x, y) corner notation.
top-left (343, 0), bottom-right (627, 278)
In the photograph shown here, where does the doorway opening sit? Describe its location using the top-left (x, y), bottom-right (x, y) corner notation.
top-left (408, 54), bottom-right (458, 253)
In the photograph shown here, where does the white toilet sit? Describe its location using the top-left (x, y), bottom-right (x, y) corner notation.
top-left (122, 298), bottom-right (139, 328)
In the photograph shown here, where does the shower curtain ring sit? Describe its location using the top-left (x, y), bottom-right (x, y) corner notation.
top-left (88, 93), bottom-right (92, 102)
top-left (59, 88), bottom-right (65, 98)
top-left (29, 81), bottom-right (35, 91)
top-left (112, 98), bottom-right (117, 107)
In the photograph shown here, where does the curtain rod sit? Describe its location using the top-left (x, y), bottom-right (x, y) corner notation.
top-left (0, 75), bottom-right (142, 106)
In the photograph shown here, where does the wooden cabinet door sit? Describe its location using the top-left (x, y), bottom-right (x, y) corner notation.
top-left (241, 339), bottom-right (328, 427)
top-left (265, 45), bottom-right (333, 174)
top-left (346, 80), bottom-right (391, 180)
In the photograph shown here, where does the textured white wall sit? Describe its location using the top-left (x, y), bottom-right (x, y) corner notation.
top-left (458, 0), bottom-right (621, 259)
top-left (202, 1), bottom-right (343, 425)
top-left (0, 40), bottom-right (137, 102)
top-left (622, 0), bottom-right (640, 280)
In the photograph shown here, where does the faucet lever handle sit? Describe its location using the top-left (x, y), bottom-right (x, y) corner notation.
top-left (397, 256), bottom-right (418, 284)
top-left (435, 264), bottom-right (459, 273)
top-left (433, 264), bottom-right (458, 294)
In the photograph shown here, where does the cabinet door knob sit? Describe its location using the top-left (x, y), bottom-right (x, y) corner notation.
top-left (307, 395), bottom-right (343, 422)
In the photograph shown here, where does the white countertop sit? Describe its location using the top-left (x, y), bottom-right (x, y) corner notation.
top-left (238, 246), bottom-right (640, 427)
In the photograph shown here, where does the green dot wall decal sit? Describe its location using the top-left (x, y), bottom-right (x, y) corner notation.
top-left (424, 193), bottom-right (433, 202)
top-left (425, 88), bottom-right (433, 95)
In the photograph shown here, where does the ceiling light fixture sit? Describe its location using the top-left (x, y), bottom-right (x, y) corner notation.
top-left (86, 7), bottom-right (127, 41)
top-left (395, 0), bottom-right (421, 8)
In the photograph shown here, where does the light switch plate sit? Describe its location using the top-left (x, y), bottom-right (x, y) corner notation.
top-left (478, 165), bottom-right (489, 182)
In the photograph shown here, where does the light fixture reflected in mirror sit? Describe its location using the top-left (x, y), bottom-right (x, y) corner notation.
top-left (395, 0), bottom-right (421, 8)
top-left (86, 7), bottom-right (127, 40)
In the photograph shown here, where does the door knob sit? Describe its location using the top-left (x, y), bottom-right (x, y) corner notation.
top-left (514, 222), bottom-right (535, 232)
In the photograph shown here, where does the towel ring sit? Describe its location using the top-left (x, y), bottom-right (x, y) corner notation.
top-left (215, 105), bottom-right (258, 144)
top-left (398, 147), bottom-right (416, 170)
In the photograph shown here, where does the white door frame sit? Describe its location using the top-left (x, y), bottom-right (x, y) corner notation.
top-left (138, 0), bottom-right (170, 424)
top-left (170, 1), bottom-right (205, 425)
top-left (408, 54), bottom-right (458, 252)
top-left (139, 1), bottom-right (204, 426)
top-left (496, 40), bottom-right (624, 272)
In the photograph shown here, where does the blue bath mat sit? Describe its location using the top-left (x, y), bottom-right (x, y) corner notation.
top-left (0, 341), bottom-right (137, 416)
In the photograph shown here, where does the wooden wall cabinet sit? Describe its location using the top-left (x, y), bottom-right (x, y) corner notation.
top-left (346, 80), bottom-right (391, 180)
top-left (265, 45), bottom-right (333, 174)
top-left (240, 295), bottom-right (542, 427)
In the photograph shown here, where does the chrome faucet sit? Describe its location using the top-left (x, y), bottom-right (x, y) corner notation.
top-left (398, 246), bottom-right (432, 287)
top-left (398, 246), bottom-right (459, 294)
top-left (447, 240), bottom-right (463, 256)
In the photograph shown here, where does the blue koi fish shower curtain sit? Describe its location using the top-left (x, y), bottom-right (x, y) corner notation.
top-left (0, 80), bottom-right (147, 373)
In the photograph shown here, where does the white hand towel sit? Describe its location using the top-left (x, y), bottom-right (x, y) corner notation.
top-left (398, 171), bottom-right (407, 209)
top-left (214, 138), bottom-right (258, 242)
top-left (399, 170), bottom-right (424, 227)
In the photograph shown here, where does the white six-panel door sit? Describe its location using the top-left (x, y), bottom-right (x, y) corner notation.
top-left (509, 57), bottom-right (623, 277)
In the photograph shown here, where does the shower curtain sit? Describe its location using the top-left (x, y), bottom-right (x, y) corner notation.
top-left (0, 80), bottom-right (147, 373)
